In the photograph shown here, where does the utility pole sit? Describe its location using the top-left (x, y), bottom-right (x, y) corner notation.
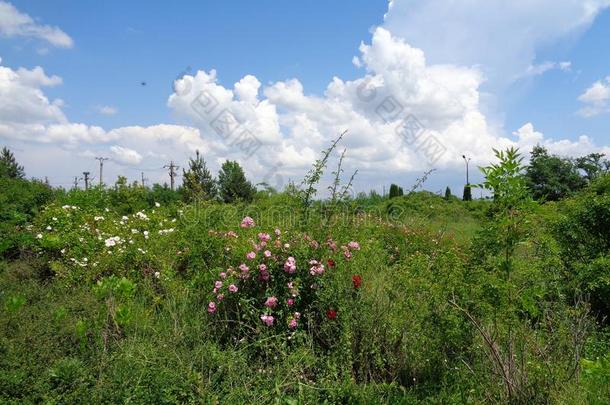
top-left (83, 171), bottom-right (91, 190)
top-left (164, 161), bottom-right (179, 191)
top-left (141, 171), bottom-right (148, 187)
top-left (95, 157), bottom-right (109, 187)
top-left (462, 155), bottom-right (471, 185)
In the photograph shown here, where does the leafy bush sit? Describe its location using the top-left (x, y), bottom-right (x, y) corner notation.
top-left (553, 173), bottom-right (610, 319)
top-left (0, 176), bottom-right (55, 258)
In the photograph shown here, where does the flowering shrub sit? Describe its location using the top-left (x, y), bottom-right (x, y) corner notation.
top-left (207, 216), bottom-right (362, 337)
top-left (29, 202), bottom-right (182, 283)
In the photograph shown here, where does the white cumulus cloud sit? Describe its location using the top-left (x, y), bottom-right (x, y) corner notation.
top-left (578, 76), bottom-right (610, 117)
top-left (110, 145), bottom-right (143, 165)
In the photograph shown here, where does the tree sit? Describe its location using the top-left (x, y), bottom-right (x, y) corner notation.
top-left (525, 145), bottom-right (586, 201)
top-left (444, 186), bottom-right (452, 200)
top-left (217, 160), bottom-right (255, 203)
top-left (389, 184), bottom-right (400, 198)
top-left (576, 153), bottom-right (609, 183)
top-left (182, 150), bottom-right (217, 202)
top-left (0, 147), bottom-right (24, 179)
top-left (462, 185), bottom-right (472, 201)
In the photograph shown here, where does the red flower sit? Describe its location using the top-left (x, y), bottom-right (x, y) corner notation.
top-left (327, 258), bottom-right (335, 268)
top-left (352, 274), bottom-right (362, 289)
top-left (326, 308), bottom-right (337, 320)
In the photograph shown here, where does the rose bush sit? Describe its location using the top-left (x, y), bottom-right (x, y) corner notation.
top-left (206, 216), bottom-right (362, 341)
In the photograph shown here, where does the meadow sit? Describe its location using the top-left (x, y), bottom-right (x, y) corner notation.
top-left (1, 146), bottom-right (610, 404)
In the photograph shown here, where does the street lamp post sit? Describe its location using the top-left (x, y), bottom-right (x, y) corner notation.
top-left (462, 155), bottom-right (471, 185)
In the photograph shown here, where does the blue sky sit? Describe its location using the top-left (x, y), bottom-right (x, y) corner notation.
top-left (1, 0), bottom-right (609, 193)
top-left (1, 1), bottom-right (386, 128)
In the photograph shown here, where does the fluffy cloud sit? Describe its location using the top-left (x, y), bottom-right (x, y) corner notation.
top-left (513, 123), bottom-right (610, 157)
top-left (0, 58), bottom-right (209, 184)
top-left (0, 1), bottom-right (73, 48)
top-left (578, 76), bottom-right (610, 117)
top-left (110, 145), bottom-right (142, 165)
top-left (383, 0), bottom-right (610, 88)
top-left (167, 27), bottom-right (610, 193)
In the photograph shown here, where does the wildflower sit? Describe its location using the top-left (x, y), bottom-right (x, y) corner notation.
top-left (289, 318), bottom-right (298, 329)
top-left (327, 258), bottom-right (336, 268)
top-left (284, 257), bottom-right (296, 273)
top-left (155, 202), bottom-right (161, 207)
top-left (258, 263), bottom-right (267, 272)
top-left (52, 217), bottom-right (58, 221)
top-left (154, 271), bottom-right (160, 279)
top-left (287, 298), bottom-right (294, 306)
top-left (309, 260), bottom-right (325, 276)
top-left (284, 243), bottom-right (290, 249)
top-left (228, 284), bottom-right (238, 293)
top-left (46, 226), bottom-right (52, 231)
top-left (217, 294), bottom-right (224, 302)
top-left (240, 216), bottom-right (255, 228)
top-left (207, 301), bottom-right (217, 314)
top-left (214, 280), bottom-right (223, 289)
top-left (265, 296), bottom-right (278, 308)
top-left (258, 232), bottom-right (271, 242)
top-left (293, 312), bottom-right (301, 319)
top-left (143, 231), bottom-right (149, 239)
top-left (326, 309), bottom-right (338, 320)
top-left (104, 237), bottom-right (119, 247)
top-left (327, 239), bottom-right (338, 251)
top-left (239, 263), bottom-right (250, 273)
top-left (36, 233), bottom-right (43, 239)
top-left (343, 250), bottom-right (352, 259)
top-left (219, 272), bottom-right (227, 279)
top-left (347, 241), bottom-right (361, 250)
top-left (352, 274), bottom-right (362, 289)
top-left (246, 251), bottom-right (256, 260)
top-left (260, 314), bottom-right (274, 326)
top-left (263, 250), bottom-right (272, 258)
top-left (227, 230), bottom-right (238, 238)
top-left (94, 216), bottom-right (104, 221)
top-left (274, 228), bottom-right (281, 236)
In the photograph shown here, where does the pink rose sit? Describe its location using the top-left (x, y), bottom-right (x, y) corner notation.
top-left (240, 216), bottom-right (255, 228)
top-left (260, 314), bottom-right (274, 326)
top-left (265, 296), bottom-right (278, 308)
